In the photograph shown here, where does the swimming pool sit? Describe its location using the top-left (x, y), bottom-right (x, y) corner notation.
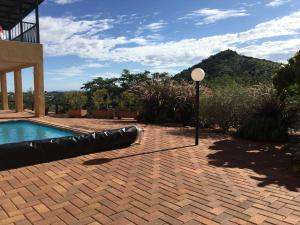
top-left (0, 121), bottom-right (76, 145)
top-left (0, 123), bottom-right (138, 171)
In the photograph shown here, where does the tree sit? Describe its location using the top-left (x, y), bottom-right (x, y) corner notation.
top-left (81, 77), bottom-right (121, 109)
top-left (119, 91), bottom-right (139, 110)
top-left (92, 89), bottom-right (112, 109)
top-left (119, 69), bottom-right (150, 90)
top-left (46, 92), bottom-right (69, 113)
top-left (82, 77), bottom-right (119, 92)
top-left (64, 91), bottom-right (87, 109)
top-left (273, 50), bottom-right (300, 98)
top-left (273, 51), bottom-right (300, 131)
top-left (23, 89), bottom-right (34, 110)
top-left (81, 70), bottom-right (152, 110)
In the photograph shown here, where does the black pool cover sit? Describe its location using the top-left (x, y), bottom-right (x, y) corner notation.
top-left (0, 126), bottom-right (138, 171)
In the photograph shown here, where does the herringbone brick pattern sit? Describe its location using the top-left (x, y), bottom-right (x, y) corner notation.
top-left (0, 117), bottom-right (300, 225)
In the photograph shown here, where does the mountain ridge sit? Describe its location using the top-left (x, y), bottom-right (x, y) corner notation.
top-left (174, 50), bottom-right (282, 83)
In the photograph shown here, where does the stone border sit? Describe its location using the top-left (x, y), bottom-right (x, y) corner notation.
top-left (0, 118), bottom-right (90, 135)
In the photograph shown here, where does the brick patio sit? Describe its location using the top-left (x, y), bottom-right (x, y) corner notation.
top-left (1, 117), bottom-right (300, 225)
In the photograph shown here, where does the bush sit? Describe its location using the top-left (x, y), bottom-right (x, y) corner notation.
top-left (131, 77), bottom-right (198, 124)
top-left (64, 91), bottom-right (87, 110)
top-left (118, 91), bottom-right (139, 111)
top-left (92, 89), bottom-right (111, 110)
top-left (132, 75), bottom-right (296, 141)
top-left (46, 92), bottom-right (70, 113)
top-left (23, 89), bottom-right (34, 110)
top-left (131, 77), bottom-right (284, 133)
top-left (273, 50), bottom-right (300, 97)
top-left (236, 94), bottom-right (294, 142)
top-left (237, 117), bottom-right (289, 142)
top-left (200, 82), bottom-right (256, 131)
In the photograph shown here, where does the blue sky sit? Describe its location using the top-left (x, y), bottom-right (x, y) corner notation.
top-left (9, 0), bottom-right (300, 91)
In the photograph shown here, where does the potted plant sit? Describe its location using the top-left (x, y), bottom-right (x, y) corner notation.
top-left (91, 89), bottom-right (114, 118)
top-left (65, 91), bottom-right (87, 117)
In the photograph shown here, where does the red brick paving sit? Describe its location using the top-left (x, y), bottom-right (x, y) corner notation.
top-left (0, 117), bottom-right (300, 224)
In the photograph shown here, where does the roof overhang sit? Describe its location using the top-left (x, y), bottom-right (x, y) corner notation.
top-left (0, 0), bottom-right (44, 30)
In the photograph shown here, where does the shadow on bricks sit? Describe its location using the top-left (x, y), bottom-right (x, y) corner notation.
top-left (208, 138), bottom-right (300, 192)
top-left (83, 145), bottom-right (194, 166)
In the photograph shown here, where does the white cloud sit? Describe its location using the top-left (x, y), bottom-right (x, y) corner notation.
top-left (141, 22), bottom-right (167, 32)
top-left (47, 63), bottom-right (106, 78)
top-left (136, 21), bottom-right (167, 35)
top-left (267, 0), bottom-right (291, 7)
top-left (40, 16), bottom-right (115, 44)
top-left (179, 8), bottom-right (249, 25)
top-left (239, 38), bottom-right (300, 60)
top-left (241, 2), bottom-right (262, 7)
top-left (39, 16), bottom-right (150, 57)
top-left (41, 11), bottom-right (300, 72)
top-left (91, 72), bottom-right (120, 78)
top-left (51, 0), bottom-right (82, 5)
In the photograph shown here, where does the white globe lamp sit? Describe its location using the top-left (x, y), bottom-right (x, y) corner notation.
top-left (191, 68), bottom-right (205, 81)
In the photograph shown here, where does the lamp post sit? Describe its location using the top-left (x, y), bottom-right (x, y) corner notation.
top-left (191, 68), bottom-right (205, 145)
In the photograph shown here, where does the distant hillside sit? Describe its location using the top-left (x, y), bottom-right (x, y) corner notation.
top-left (174, 50), bottom-right (281, 83)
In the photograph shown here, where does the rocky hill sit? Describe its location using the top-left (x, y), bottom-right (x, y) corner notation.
top-left (174, 50), bottom-right (281, 83)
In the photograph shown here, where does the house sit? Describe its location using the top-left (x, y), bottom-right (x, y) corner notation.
top-left (0, 0), bottom-right (45, 116)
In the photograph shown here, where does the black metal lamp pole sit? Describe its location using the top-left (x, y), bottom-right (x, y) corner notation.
top-left (191, 68), bottom-right (205, 146)
top-left (195, 81), bottom-right (200, 145)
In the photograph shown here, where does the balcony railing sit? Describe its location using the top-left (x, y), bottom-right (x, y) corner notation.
top-left (1, 22), bottom-right (39, 43)
top-left (0, 30), bottom-right (10, 41)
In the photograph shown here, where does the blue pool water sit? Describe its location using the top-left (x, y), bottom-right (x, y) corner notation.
top-left (0, 121), bottom-right (76, 145)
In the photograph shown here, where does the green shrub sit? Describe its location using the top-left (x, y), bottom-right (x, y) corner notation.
top-left (273, 50), bottom-right (300, 97)
top-left (199, 82), bottom-right (258, 131)
top-left (132, 77), bottom-right (283, 133)
top-left (92, 89), bottom-right (112, 109)
top-left (45, 92), bottom-right (69, 113)
top-left (236, 94), bottom-right (293, 142)
top-left (64, 91), bottom-right (87, 109)
top-left (118, 91), bottom-right (139, 111)
top-left (131, 77), bottom-right (197, 124)
top-left (23, 89), bottom-right (34, 110)
top-left (237, 117), bottom-right (288, 142)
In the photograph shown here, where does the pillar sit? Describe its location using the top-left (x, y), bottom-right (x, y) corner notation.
top-left (14, 69), bottom-right (23, 112)
top-left (34, 62), bottom-right (45, 117)
top-left (0, 73), bottom-right (9, 110)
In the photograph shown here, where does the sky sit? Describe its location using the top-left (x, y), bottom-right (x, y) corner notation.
top-left (7, 0), bottom-right (300, 91)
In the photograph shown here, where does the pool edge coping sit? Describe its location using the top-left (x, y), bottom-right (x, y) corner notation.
top-left (0, 119), bottom-right (90, 136)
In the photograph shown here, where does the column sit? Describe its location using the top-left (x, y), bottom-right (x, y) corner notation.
top-left (14, 69), bottom-right (23, 112)
top-left (34, 63), bottom-right (45, 117)
top-left (0, 73), bottom-right (9, 110)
